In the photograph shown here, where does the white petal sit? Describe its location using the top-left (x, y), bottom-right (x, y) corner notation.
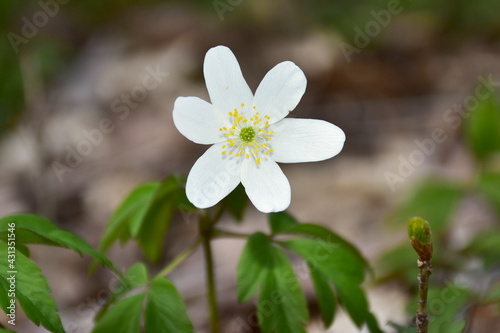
top-left (252, 61), bottom-right (307, 124)
top-left (186, 143), bottom-right (242, 209)
top-left (204, 46), bottom-right (254, 115)
top-left (240, 158), bottom-right (291, 213)
top-left (173, 96), bottom-right (228, 144)
top-left (269, 118), bottom-right (345, 163)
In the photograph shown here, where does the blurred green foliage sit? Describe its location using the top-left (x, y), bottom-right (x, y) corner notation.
top-left (406, 285), bottom-right (469, 333)
top-left (465, 92), bottom-right (500, 161)
top-left (379, 88), bottom-right (500, 329)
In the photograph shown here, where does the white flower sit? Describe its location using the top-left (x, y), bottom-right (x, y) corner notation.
top-left (173, 46), bottom-right (345, 213)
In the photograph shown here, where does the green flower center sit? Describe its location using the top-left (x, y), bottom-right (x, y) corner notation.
top-left (218, 104), bottom-right (274, 165)
top-left (239, 127), bottom-right (256, 143)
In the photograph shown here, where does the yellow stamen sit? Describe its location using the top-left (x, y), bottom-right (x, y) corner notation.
top-left (219, 107), bottom-right (275, 165)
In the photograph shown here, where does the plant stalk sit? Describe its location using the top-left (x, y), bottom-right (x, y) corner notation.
top-left (200, 215), bottom-right (220, 333)
top-left (416, 258), bottom-right (432, 333)
top-left (212, 229), bottom-right (252, 239)
top-left (155, 238), bottom-right (202, 278)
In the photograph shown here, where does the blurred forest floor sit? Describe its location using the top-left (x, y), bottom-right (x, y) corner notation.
top-left (1, 2), bottom-right (500, 332)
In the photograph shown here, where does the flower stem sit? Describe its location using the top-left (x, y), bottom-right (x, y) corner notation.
top-left (155, 238), bottom-right (202, 278)
top-left (212, 229), bottom-right (252, 239)
top-left (407, 217), bottom-right (433, 333)
top-left (200, 215), bottom-right (220, 333)
top-left (416, 258), bottom-right (432, 333)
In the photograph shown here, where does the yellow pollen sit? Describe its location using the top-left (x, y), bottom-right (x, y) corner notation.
top-left (219, 108), bottom-right (275, 163)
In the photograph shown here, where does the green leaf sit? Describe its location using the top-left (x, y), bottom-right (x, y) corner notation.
top-left (0, 214), bottom-right (112, 267)
top-left (237, 232), bottom-right (274, 303)
top-left (334, 277), bottom-right (371, 328)
top-left (145, 277), bottom-right (194, 333)
top-left (477, 172), bottom-right (500, 214)
top-left (95, 263), bottom-right (149, 321)
top-left (0, 327), bottom-right (16, 333)
top-left (92, 293), bottom-right (145, 333)
top-left (386, 180), bottom-right (464, 235)
top-left (281, 223), bottom-right (369, 269)
top-left (0, 279), bottom-right (8, 311)
top-left (308, 263), bottom-right (336, 327)
top-left (0, 242), bottom-right (64, 333)
top-left (237, 232), bottom-right (309, 333)
top-left (137, 175), bottom-right (194, 263)
top-left (123, 263), bottom-right (149, 288)
top-left (99, 182), bottom-right (160, 253)
top-left (387, 322), bottom-right (417, 333)
top-left (465, 90), bottom-right (500, 160)
top-left (223, 184), bottom-right (248, 222)
top-left (99, 176), bottom-right (197, 263)
top-left (95, 267), bottom-right (194, 333)
top-left (258, 246), bottom-right (309, 333)
top-left (269, 211), bottom-right (298, 234)
top-left (282, 238), bottom-right (366, 284)
top-left (283, 238), bottom-right (382, 331)
top-left (15, 243), bottom-right (30, 257)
